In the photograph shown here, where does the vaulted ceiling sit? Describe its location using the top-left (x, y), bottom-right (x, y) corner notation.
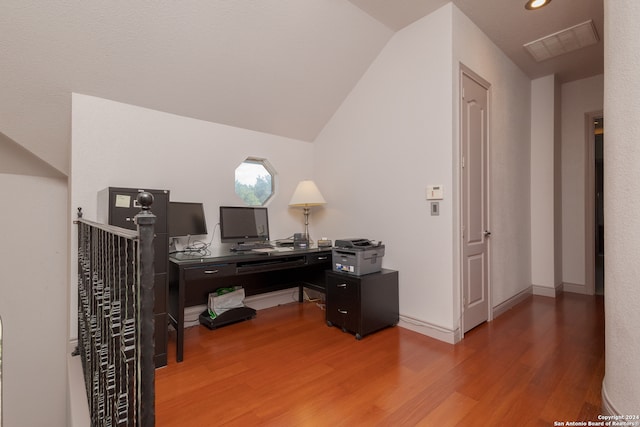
top-left (0, 0), bottom-right (603, 176)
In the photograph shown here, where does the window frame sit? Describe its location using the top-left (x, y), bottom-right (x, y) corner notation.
top-left (234, 157), bottom-right (276, 206)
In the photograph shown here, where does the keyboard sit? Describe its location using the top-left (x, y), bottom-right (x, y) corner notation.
top-left (231, 242), bottom-right (274, 251)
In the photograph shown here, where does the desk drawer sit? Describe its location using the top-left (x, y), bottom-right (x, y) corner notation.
top-left (307, 253), bottom-right (331, 265)
top-left (184, 263), bottom-right (236, 280)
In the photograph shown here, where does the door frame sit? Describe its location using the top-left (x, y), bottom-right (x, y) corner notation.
top-left (584, 110), bottom-right (603, 295)
top-left (458, 63), bottom-right (492, 337)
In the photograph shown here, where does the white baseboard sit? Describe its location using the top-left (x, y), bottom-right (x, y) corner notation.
top-left (67, 351), bottom-right (90, 427)
top-left (244, 287), bottom-right (300, 310)
top-left (601, 378), bottom-right (621, 416)
top-left (184, 304), bottom-right (207, 328)
top-left (532, 282), bottom-right (563, 298)
top-left (493, 287), bottom-right (532, 318)
top-left (399, 315), bottom-right (461, 344)
top-left (563, 282), bottom-right (588, 295)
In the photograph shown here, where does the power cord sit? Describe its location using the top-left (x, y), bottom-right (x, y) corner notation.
top-left (182, 223), bottom-right (220, 256)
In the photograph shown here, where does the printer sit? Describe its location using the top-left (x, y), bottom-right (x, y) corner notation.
top-left (332, 238), bottom-right (385, 276)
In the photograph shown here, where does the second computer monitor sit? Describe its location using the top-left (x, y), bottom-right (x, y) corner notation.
top-left (219, 206), bottom-right (269, 244)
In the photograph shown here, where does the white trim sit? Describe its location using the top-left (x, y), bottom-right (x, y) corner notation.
top-left (492, 287), bottom-right (532, 318)
top-left (532, 283), bottom-right (563, 297)
top-left (244, 287), bottom-right (300, 311)
top-left (183, 304), bottom-right (207, 328)
top-left (562, 282), bottom-right (589, 295)
top-left (399, 315), bottom-right (462, 344)
top-left (67, 351), bottom-right (90, 427)
top-left (601, 379), bottom-right (621, 416)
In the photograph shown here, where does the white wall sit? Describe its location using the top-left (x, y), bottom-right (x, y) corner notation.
top-left (313, 4), bottom-right (532, 341)
top-left (0, 132), bottom-right (66, 179)
top-left (530, 75), bottom-right (561, 294)
top-left (452, 6), bottom-right (532, 308)
top-left (72, 4), bottom-right (534, 349)
top-left (560, 74), bottom-right (604, 290)
top-left (70, 93), bottom-right (319, 338)
top-left (0, 173), bottom-right (69, 427)
top-left (314, 4), bottom-right (456, 338)
top-left (602, 0), bottom-right (640, 415)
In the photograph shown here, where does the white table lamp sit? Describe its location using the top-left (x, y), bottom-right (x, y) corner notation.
top-left (289, 180), bottom-right (326, 245)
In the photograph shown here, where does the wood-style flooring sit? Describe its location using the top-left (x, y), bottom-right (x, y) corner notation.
top-left (155, 293), bottom-right (604, 426)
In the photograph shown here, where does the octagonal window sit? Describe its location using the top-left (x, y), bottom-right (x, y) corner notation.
top-left (234, 157), bottom-right (275, 206)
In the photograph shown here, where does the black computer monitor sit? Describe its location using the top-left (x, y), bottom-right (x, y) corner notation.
top-left (219, 206), bottom-right (269, 244)
top-left (168, 202), bottom-right (208, 237)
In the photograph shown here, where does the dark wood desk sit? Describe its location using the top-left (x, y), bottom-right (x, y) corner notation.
top-left (169, 247), bottom-right (331, 362)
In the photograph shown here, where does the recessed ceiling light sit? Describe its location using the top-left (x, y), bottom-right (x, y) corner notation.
top-left (525, 0), bottom-right (552, 10)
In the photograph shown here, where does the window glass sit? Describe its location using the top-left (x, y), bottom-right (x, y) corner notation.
top-left (234, 158), bottom-right (274, 206)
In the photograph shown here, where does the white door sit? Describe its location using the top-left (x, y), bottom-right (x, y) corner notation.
top-left (461, 69), bottom-right (490, 333)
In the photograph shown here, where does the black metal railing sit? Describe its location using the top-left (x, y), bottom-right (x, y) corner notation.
top-left (75, 192), bottom-right (156, 426)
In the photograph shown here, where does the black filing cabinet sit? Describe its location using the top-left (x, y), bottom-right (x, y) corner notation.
top-left (326, 269), bottom-right (399, 340)
top-left (98, 187), bottom-right (169, 367)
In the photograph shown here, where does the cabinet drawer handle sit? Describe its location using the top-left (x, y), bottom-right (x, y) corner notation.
top-left (317, 256), bottom-right (328, 260)
top-left (204, 270), bottom-right (219, 274)
top-left (337, 283), bottom-right (347, 288)
top-left (337, 309), bottom-right (348, 314)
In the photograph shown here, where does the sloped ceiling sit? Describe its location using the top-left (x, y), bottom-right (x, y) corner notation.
top-left (0, 1), bottom-right (393, 175)
top-left (0, 132), bottom-right (66, 179)
top-left (1, 0), bottom-right (603, 177)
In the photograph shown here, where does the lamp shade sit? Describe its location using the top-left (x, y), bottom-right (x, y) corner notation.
top-left (289, 180), bottom-right (326, 207)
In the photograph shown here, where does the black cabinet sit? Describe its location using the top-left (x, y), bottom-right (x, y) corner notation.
top-left (325, 269), bottom-right (399, 340)
top-left (98, 187), bottom-right (169, 367)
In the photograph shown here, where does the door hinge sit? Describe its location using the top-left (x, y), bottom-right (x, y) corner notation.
top-left (461, 156), bottom-right (465, 169)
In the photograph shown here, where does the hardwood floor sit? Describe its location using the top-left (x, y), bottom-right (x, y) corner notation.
top-left (155, 293), bottom-right (604, 426)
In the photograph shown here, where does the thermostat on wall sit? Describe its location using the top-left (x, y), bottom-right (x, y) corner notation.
top-left (426, 185), bottom-right (444, 200)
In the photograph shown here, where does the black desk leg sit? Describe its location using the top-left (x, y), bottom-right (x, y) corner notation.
top-left (177, 277), bottom-right (185, 363)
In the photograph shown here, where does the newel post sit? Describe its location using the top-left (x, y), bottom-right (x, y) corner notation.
top-left (134, 192), bottom-right (156, 426)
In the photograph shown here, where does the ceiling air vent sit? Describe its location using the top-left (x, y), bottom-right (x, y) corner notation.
top-left (524, 20), bottom-right (599, 62)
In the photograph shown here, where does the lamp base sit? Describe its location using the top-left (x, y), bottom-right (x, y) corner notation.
top-left (294, 232), bottom-right (311, 248)
top-left (303, 207), bottom-right (313, 246)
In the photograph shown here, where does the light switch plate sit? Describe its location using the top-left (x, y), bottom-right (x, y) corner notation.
top-left (431, 202), bottom-right (439, 216)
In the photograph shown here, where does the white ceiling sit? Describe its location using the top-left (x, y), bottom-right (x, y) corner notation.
top-left (0, 0), bottom-right (603, 176)
top-left (351, 0), bottom-right (604, 82)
